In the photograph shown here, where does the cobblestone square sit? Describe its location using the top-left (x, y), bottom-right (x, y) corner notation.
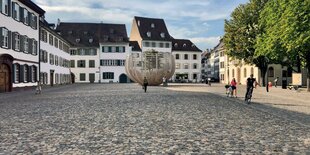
top-left (0, 84), bottom-right (309, 154)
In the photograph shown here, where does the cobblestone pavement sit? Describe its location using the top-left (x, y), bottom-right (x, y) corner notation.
top-left (0, 84), bottom-right (309, 154)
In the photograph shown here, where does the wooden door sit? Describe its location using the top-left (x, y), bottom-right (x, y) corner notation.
top-left (0, 64), bottom-right (10, 93)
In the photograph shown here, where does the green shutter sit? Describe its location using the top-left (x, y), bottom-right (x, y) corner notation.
top-left (8, 30), bottom-right (12, 49)
top-left (0, 27), bottom-right (3, 47)
top-left (12, 64), bottom-right (15, 83)
top-left (19, 65), bottom-right (24, 82)
top-left (29, 66), bottom-right (32, 82)
top-left (8, 0), bottom-right (11, 16)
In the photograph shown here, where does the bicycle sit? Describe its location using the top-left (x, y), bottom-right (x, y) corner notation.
top-left (245, 87), bottom-right (254, 104)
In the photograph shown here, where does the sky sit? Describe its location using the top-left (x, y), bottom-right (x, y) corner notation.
top-left (33, 0), bottom-right (249, 51)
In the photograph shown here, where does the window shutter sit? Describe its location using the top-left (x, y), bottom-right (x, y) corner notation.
top-left (34, 40), bottom-right (37, 55)
top-left (34, 16), bottom-right (37, 29)
top-left (28, 38), bottom-right (33, 54)
top-left (27, 12), bottom-right (31, 26)
top-left (19, 65), bottom-right (24, 82)
top-left (8, 31), bottom-right (12, 49)
top-left (12, 32), bottom-right (16, 50)
top-left (29, 66), bottom-right (32, 82)
top-left (123, 47), bottom-right (125, 52)
top-left (12, 64), bottom-right (16, 83)
top-left (8, 0), bottom-right (11, 16)
top-left (0, 27), bottom-right (3, 47)
top-left (19, 7), bottom-right (24, 23)
top-left (20, 35), bottom-right (24, 52)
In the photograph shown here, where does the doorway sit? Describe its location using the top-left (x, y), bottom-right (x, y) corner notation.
top-left (89, 73), bottom-right (95, 83)
top-left (119, 73), bottom-right (128, 83)
top-left (0, 64), bottom-right (10, 93)
top-left (50, 70), bottom-right (54, 86)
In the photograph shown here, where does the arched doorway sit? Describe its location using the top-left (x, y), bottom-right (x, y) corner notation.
top-left (0, 54), bottom-right (13, 93)
top-left (119, 73), bottom-right (128, 83)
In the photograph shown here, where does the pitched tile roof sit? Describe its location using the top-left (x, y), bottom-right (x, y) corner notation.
top-left (134, 16), bottom-right (173, 41)
top-left (172, 39), bottom-right (202, 52)
top-left (129, 41), bottom-right (141, 52)
top-left (56, 22), bottom-right (129, 47)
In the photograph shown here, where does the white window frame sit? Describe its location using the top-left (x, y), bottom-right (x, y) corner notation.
top-left (1, 0), bottom-right (9, 15)
top-left (12, 3), bottom-right (20, 21)
top-left (15, 33), bottom-right (20, 51)
top-left (24, 36), bottom-right (28, 53)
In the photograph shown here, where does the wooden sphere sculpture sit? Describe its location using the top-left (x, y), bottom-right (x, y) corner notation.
top-left (125, 50), bottom-right (175, 86)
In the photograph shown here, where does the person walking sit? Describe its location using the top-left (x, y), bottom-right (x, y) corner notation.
top-left (230, 78), bottom-right (237, 98)
top-left (143, 77), bottom-right (148, 93)
top-left (274, 77), bottom-right (279, 88)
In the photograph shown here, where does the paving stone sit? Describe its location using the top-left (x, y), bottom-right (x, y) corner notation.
top-left (0, 84), bottom-right (309, 154)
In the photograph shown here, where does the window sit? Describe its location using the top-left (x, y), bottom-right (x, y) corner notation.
top-left (23, 9), bottom-right (29, 25)
top-left (268, 67), bottom-right (274, 77)
top-left (1, 28), bottom-right (9, 48)
top-left (165, 43), bottom-right (170, 48)
top-left (70, 60), bottom-right (75, 68)
top-left (49, 34), bottom-right (54, 45)
top-left (14, 64), bottom-right (20, 83)
top-left (70, 49), bottom-right (77, 55)
top-left (12, 3), bottom-right (20, 21)
top-left (43, 51), bottom-right (48, 63)
top-left (108, 47), bottom-right (112, 52)
top-left (55, 56), bottom-right (58, 66)
top-left (184, 54), bottom-right (188, 60)
top-left (24, 65), bottom-right (29, 82)
top-left (115, 47), bottom-right (119, 52)
top-left (24, 36), bottom-right (28, 53)
top-left (1, 0), bottom-right (9, 15)
top-left (146, 31), bottom-right (151, 37)
top-left (184, 64), bottom-right (189, 69)
top-left (193, 74), bottom-right (197, 80)
top-left (144, 42), bottom-right (150, 47)
top-left (59, 41), bottom-right (63, 50)
top-left (12, 32), bottom-right (20, 51)
top-left (232, 69), bottom-right (235, 78)
top-left (175, 54), bottom-right (179, 60)
top-left (152, 42), bottom-right (156, 47)
top-left (89, 60), bottom-right (95, 68)
top-left (244, 68), bottom-right (247, 78)
top-left (193, 54), bottom-right (197, 60)
top-left (77, 60), bottom-right (86, 68)
top-left (54, 38), bottom-right (58, 48)
top-left (32, 40), bottom-right (37, 55)
top-left (49, 54), bottom-right (54, 65)
top-left (80, 73), bottom-right (86, 81)
top-left (32, 66), bottom-right (37, 82)
top-left (220, 62), bottom-right (224, 68)
top-left (193, 63), bottom-right (198, 69)
top-left (102, 72), bottom-right (114, 79)
top-left (90, 49), bottom-right (97, 55)
top-left (159, 43), bottom-right (164, 48)
top-left (30, 13), bottom-right (37, 29)
top-left (176, 63), bottom-right (180, 69)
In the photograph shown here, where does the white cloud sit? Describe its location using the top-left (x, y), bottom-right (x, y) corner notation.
top-left (191, 36), bottom-right (221, 50)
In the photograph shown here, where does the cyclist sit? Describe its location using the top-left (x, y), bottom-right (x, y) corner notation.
top-left (245, 74), bottom-right (256, 101)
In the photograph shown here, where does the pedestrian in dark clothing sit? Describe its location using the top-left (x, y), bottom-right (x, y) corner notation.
top-left (143, 77), bottom-right (148, 93)
top-left (245, 74), bottom-right (256, 100)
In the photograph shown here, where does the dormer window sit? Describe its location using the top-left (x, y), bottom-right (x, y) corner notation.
top-left (89, 38), bottom-right (93, 43)
top-left (137, 20), bottom-right (140, 27)
top-left (151, 23), bottom-right (155, 28)
top-left (174, 43), bottom-right (178, 47)
top-left (103, 35), bottom-right (109, 41)
top-left (183, 43), bottom-right (187, 47)
top-left (192, 44), bottom-right (195, 47)
top-left (76, 38), bottom-right (80, 43)
top-left (146, 31), bottom-right (151, 38)
top-left (160, 32), bottom-right (165, 38)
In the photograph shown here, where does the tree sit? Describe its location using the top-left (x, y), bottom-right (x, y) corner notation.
top-left (223, 0), bottom-right (269, 86)
top-left (256, 0), bottom-right (310, 91)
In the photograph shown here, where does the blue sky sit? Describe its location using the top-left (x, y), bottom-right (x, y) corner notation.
top-left (33, 0), bottom-right (249, 51)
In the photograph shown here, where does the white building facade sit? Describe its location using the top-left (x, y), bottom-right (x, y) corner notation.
top-left (56, 23), bottom-right (130, 83)
top-left (172, 39), bottom-right (202, 82)
top-left (39, 21), bottom-right (71, 86)
top-left (0, 0), bottom-right (44, 92)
